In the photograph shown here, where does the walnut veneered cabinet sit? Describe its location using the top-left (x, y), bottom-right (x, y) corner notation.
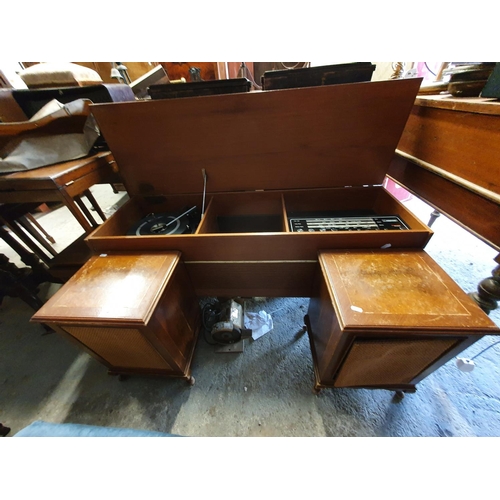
top-left (306, 250), bottom-right (500, 394)
top-left (31, 252), bottom-right (200, 383)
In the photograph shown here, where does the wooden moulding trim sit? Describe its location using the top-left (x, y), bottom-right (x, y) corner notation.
top-left (415, 96), bottom-right (500, 116)
top-left (395, 149), bottom-right (500, 205)
top-left (185, 260), bottom-right (317, 264)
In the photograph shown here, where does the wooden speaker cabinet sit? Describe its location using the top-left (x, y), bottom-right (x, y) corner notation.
top-left (31, 252), bottom-right (200, 383)
top-left (306, 250), bottom-right (500, 395)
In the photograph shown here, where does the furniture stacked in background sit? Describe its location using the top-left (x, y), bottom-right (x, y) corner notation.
top-left (0, 82), bottom-right (135, 286)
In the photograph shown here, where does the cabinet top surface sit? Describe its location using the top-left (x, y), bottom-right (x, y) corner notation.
top-left (319, 250), bottom-right (499, 332)
top-left (32, 252), bottom-right (180, 324)
top-left (90, 78), bottom-right (421, 197)
top-left (415, 95), bottom-right (500, 116)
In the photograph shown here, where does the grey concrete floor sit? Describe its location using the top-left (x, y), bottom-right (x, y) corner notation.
top-left (1, 184), bottom-right (500, 438)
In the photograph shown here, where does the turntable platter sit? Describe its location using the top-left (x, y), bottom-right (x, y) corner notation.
top-left (127, 207), bottom-right (198, 236)
top-left (134, 213), bottom-right (188, 235)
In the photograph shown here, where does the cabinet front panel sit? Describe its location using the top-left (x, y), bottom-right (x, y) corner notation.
top-left (333, 337), bottom-right (461, 387)
top-left (186, 261), bottom-right (317, 297)
top-left (62, 325), bottom-right (173, 371)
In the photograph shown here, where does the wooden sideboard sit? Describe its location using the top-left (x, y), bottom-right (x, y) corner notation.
top-left (388, 95), bottom-right (500, 314)
top-left (389, 95), bottom-right (500, 251)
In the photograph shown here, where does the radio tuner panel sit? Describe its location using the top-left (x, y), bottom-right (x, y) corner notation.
top-left (288, 215), bottom-right (409, 232)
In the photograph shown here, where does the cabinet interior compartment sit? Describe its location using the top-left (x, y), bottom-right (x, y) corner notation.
top-left (196, 191), bottom-right (287, 234)
top-left (283, 186), bottom-right (428, 232)
top-left (90, 194), bottom-right (204, 237)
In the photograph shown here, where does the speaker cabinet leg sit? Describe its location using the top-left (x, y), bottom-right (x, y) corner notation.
top-left (394, 390), bottom-right (405, 400)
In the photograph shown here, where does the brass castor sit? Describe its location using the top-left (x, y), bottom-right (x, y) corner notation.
top-left (188, 375), bottom-right (196, 386)
top-left (312, 386), bottom-right (321, 395)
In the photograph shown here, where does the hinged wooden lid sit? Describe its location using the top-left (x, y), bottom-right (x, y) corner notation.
top-left (91, 78), bottom-right (422, 197)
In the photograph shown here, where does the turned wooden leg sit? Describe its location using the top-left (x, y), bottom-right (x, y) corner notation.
top-left (427, 209), bottom-right (441, 227)
top-left (469, 257), bottom-right (500, 314)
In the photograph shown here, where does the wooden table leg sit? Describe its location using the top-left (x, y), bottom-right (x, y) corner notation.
top-left (428, 209), bottom-right (441, 227)
top-left (469, 256), bottom-right (500, 314)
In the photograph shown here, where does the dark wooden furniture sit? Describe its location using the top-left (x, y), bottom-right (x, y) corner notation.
top-left (306, 250), bottom-right (499, 395)
top-left (29, 79), bottom-right (500, 392)
top-left (390, 95), bottom-right (500, 249)
top-left (0, 84), bottom-right (135, 122)
top-left (0, 202), bottom-right (56, 265)
top-left (148, 78), bottom-right (251, 100)
top-left (0, 151), bottom-right (117, 234)
top-left (31, 252), bottom-right (200, 382)
top-left (388, 95), bottom-right (500, 312)
top-left (261, 62), bottom-right (375, 90)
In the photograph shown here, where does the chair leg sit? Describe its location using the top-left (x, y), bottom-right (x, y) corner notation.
top-left (74, 195), bottom-right (99, 227)
top-left (1, 216), bottom-right (54, 264)
top-left (25, 212), bottom-right (55, 244)
top-left (83, 189), bottom-right (107, 222)
top-left (17, 216), bottom-right (58, 257)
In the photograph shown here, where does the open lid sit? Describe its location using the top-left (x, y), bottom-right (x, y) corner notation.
top-left (90, 78), bottom-right (422, 197)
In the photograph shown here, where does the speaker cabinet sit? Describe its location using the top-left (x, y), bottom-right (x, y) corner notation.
top-left (32, 252), bottom-right (200, 383)
top-left (306, 250), bottom-right (500, 394)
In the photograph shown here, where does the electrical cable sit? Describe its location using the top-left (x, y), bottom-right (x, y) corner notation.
top-left (278, 62), bottom-right (310, 70)
top-left (201, 302), bottom-right (222, 345)
top-left (470, 339), bottom-right (500, 361)
top-left (424, 62), bottom-right (436, 76)
top-left (238, 62), bottom-right (262, 90)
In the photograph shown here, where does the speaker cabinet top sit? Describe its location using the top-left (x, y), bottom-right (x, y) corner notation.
top-left (319, 249), bottom-right (499, 333)
top-left (32, 252), bottom-right (181, 325)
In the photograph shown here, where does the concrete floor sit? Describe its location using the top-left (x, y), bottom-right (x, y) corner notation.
top-left (1, 184), bottom-right (500, 438)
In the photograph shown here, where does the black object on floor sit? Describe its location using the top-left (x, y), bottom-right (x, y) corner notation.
top-left (0, 424), bottom-right (11, 437)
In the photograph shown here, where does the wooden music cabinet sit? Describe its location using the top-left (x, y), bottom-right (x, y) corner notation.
top-left (85, 78), bottom-right (432, 298)
top-left (306, 250), bottom-right (500, 395)
top-left (32, 252), bottom-right (200, 383)
top-left (31, 77), bottom-right (500, 392)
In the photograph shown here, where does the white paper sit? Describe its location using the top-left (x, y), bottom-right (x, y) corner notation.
top-left (244, 310), bottom-right (273, 340)
top-left (0, 99), bottom-right (100, 174)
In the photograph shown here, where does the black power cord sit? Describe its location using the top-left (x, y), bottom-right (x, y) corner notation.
top-left (201, 301), bottom-right (223, 345)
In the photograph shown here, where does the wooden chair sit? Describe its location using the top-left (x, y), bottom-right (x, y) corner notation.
top-left (0, 202), bottom-right (56, 265)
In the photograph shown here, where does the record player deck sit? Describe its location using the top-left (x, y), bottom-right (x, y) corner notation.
top-left (127, 206), bottom-right (199, 236)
